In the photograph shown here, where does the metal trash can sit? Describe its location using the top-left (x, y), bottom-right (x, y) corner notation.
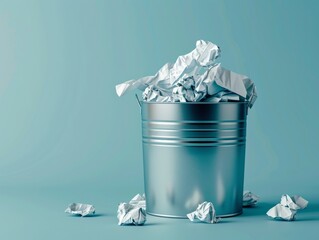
top-left (141, 102), bottom-right (248, 218)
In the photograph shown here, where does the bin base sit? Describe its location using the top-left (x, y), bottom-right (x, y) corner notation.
top-left (147, 210), bottom-right (243, 219)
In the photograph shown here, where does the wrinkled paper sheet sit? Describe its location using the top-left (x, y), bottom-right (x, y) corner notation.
top-left (117, 194), bottom-right (146, 226)
top-left (187, 201), bottom-right (220, 224)
top-left (243, 191), bottom-right (260, 207)
top-left (266, 194), bottom-right (308, 221)
top-left (116, 40), bottom-right (257, 108)
top-left (65, 203), bottom-right (95, 217)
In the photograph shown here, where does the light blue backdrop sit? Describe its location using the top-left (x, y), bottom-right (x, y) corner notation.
top-left (0, 0), bottom-right (318, 239)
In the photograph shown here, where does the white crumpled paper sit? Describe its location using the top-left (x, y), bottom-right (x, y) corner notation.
top-left (116, 40), bottom-right (257, 108)
top-left (243, 191), bottom-right (260, 207)
top-left (187, 201), bottom-right (220, 224)
top-left (266, 194), bottom-right (308, 221)
top-left (117, 194), bottom-right (146, 226)
top-left (129, 193), bottom-right (146, 209)
top-left (65, 203), bottom-right (95, 217)
top-left (280, 195), bottom-right (308, 210)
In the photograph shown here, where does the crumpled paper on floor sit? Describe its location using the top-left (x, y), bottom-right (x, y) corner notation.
top-left (187, 201), bottom-right (220, 224)
top-left (243, 191), bottom-right (260, 207)
top-left (129, 193), bottom-right (146, 209)
top-left (65, 203), bottom-right (95, 217)
top-left (117, 194), bottom-right (146, 226)
top-left (266, 194), bottom-right (308, 221)
top-left (116, 40), bottom-right (257, 108)
top-left (280, 194), bottom-right (308, 210)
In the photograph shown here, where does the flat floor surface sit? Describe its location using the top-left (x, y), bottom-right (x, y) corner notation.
top-left (2, 187), bottom-right (318, 240)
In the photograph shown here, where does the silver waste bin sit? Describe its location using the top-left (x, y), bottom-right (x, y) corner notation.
top-left (141, 102), bottom-right (248, 218)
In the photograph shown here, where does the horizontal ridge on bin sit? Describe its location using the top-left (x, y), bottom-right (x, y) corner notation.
top-left (142, 121), bottom-right (246, 130)
top-left (142, 137), bottom-right (246, 146)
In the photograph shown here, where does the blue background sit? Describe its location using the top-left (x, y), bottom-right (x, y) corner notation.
top-left (0, 0), bottom-right (318, 239)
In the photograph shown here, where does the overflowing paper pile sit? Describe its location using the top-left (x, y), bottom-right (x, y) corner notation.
top-left (116, 40), bottom-right (257, 108)
top-left (267, 194), bottom-right (308, 221)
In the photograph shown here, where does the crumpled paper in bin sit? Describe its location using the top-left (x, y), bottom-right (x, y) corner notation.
top-left (266, 194), bottom-right (308, 221)
top-left (187, 201), bottom-right (220, 224)
top-left (117, 194), bottom-right (146, 226)
top-left (65, 203), bottom-right (95, 217)
top-left (116, 40), bottom-right (257, 108)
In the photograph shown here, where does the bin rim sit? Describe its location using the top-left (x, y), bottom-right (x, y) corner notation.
top-left (139, 101), bottom-right (249, 115)
top-left (141, 101), bottom-right (248, 105)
